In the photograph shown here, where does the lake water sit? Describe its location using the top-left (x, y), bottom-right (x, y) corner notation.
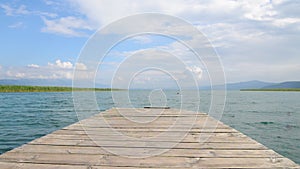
top-left (0, 91), bottom-right (299, 164)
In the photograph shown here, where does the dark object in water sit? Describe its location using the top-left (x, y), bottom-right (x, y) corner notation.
top-left (144, 106), bottom-right (170, 109)
top-left (259, 121), bottom-right (274, 125)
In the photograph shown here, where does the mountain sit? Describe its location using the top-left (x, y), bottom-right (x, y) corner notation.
top-left (226, 80), bottom-right (275, 90)
top-left (0, 79), bottom-right (109, 88)
top-left (203, 80), bottom-right (300, 90)
top-left (200, 80), bottom-right (275, 90)
top-left (262, 81), bottom-right (300, 89)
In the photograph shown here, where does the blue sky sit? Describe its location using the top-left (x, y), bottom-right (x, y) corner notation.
top-left (0, 0), bottom-right (300, 87)
top-left (0, 0), bottom-right (87, 66)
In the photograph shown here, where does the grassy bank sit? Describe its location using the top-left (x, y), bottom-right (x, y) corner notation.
top-left (240, 88), bottom-right (300, 92)
top-left (0, 85), bottom-right (120, 93)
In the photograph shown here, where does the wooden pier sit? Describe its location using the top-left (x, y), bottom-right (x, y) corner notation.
top-left (0, 108), bottom-right (299, 168)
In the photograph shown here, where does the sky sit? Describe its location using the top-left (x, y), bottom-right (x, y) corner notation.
top-left (0, 0), bottom-right (300, 88)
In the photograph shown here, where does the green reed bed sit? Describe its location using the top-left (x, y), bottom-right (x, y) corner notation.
top-left (0, 85), bottom-right (119, 92)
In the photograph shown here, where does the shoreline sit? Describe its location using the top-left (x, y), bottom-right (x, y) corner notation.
top-left (240, 88), bottom-right (300, 92)
top-left (0, 85), bottom-right (122, 93)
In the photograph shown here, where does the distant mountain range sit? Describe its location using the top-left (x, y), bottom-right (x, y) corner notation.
top-left (261, 81), bottom-right (300, 89)
top-left (0, 79), bottom-right (299, 90)
top-left (201, 80), bottom-right (300, 90)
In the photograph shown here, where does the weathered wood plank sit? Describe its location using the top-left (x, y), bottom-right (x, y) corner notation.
top-left (0, 162), bottom-right (87, 169)
top-left (0, 162), bottom-right (158, 169)
top-left (38, 132), bottom-right (255, 143)
top-left (28, 140), bottom-right (267, 150)
top-left (0, 153), bottom-right (298, 168)
top-left (0, 108), bottom-right (298, 169)
top-left (10, 144), bottom-right (282, 158)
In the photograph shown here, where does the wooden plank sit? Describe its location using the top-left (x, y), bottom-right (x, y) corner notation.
top-left (99, 108), bottom-right (200, 115)
top-left (62, 128), bottom-right (238, 137)
top-left (70, 121), bottom-right (230, 128)
top-left (0, 162), bottom-right (160, 169)
top-left (27, 140), bottom-right (267, 150)
top-left (39, 132), bottom-right (255, 143)
top-left (0, 108), bottom-right (299, 169)
top-left (67, 122), bottom-right (231, 129)
top-left (77, 117), bottom-right (230, 130)
top-left (61, 127), bottom-right (237, 133)
top-left (0, 162), bottom-right (87, 169)
top-left (10, 144), bottom-right (282, 158)
top-left (0, 153), bottom-right (298, 168)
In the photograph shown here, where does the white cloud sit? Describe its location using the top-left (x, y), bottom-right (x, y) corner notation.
top-left (64, 0), bottom-right (300, 51)
top-left (48, 59), bottom-right (73, 69)
top-left (41, 16), bottom-right (93, 37)
top-left (97, 46), bottom-right (208, 88)
top-left (0, 4), bottom-right (29, 16)
top-left (69, 0), bottom-right (300, 33)
top-left (186, 66), bottom-right (202, 79)
top-left (2, 1), bottom-right (299, 83)
top-left (13, 5), bottom-right (29, 15)
top-left (225, 62), bottom-right (300, 82)
top-left (27, 64), bottom-right (40, 68)
top-left (242, 0), bottom-right (277, 21)
top-left (8, 22), bottom-right (24, 29)
top-left (69, 0), bottom-right (285, 25)
top-left (131, 35), bottom-right (153, 44)
top-left (0, 60), bottom-right (93, 81)
top-left (196, 23), bottom-right (268, 49)
top-left (0, 4), bottom-right (56, 17)
top-left (0, 4), bottom-right (13, 15)
top-left (15, 73), bottom-right (26, 78)
top-left (272, 0), bottom-right (285, 5)
top-left (75, 63), bottom-right (87, 70)
top-left (272, 17), bottom-right (300, 28)
top-left (239, 1), bottom-right (300, 29)
top-left (3, 60), bottom-right (77, 80)
top-left (43, 0), bottom-right (59, 6)
top-left (70, 0), bottom-right (242, 26)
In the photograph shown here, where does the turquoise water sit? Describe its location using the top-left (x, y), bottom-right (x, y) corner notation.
top-left (0, 91), bottom-right (299, 164)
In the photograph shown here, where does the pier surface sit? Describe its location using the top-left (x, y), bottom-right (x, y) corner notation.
top-left (0, 108), bottom-right (299, 168)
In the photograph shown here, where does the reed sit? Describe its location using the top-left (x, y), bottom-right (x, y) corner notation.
top-left (0, 85), bottom-right (120, 92)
